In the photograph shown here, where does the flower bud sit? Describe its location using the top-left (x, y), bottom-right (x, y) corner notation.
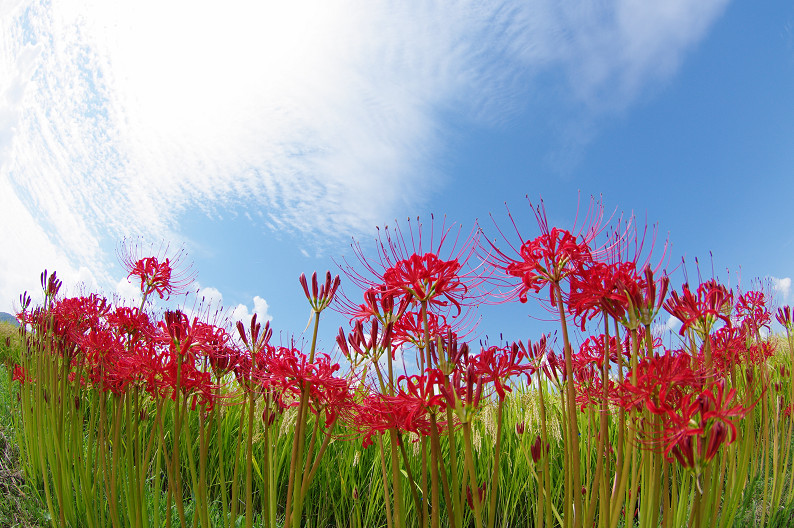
top-left (515, 421), bottom-right (525, 436)
top-left (530, 435), bottom-right (542, 463)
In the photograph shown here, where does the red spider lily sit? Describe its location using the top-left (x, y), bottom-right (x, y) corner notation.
top-left (577, 333), bottom-right (622, 369)
top-left (663, 280), bottom-right (732, 337)
top-left (118, 238), bottom-right (195, 301)
top-left (438, 362), bottom-right (486, 423)
top-left (382, 253), bottom-right (469, 315)
top-left (568, 261), bottom-right (635, 330)
top-left (202, 324), bottom-right (238, 376)
top-left (262, 347), bottom-right (352, 426)
top-left (569, 335), bottom-right (622, 410)
top-left (391, 310), bottom-right (453, 349)
top-left (777, 306), bottom-right (793, 331)
top-left (354, 370), bottom-right (450, 448)
top-left (336, 318), bottom-right (393, 364)
top-left (483, 196), bottom-right (610, 306)
top-left (39, 269), bottom-right (63, 302)
top-left (234, 314), bottom-right (274, 391)
top-left (300, 271), bottom-right (341, 313)
top-left (661, 382), bottom-right (749, 472)
top-left (106, 306), bottom-right (155, 339)
top-left (353, 392), bottom-right (435, 448)
top-left (466, 484), bottom-right (486, 510)
top-left (471, 343), bottom-right (534, 401)
top-left (709, 325), bottom-right (746, 375)
top-left (617, 266), bottom-right (670, 330)
top-left (615, 349), bottom-right (703, 415)
top-left (80, 327), bottom-right (148, 395)
top-left (734, 290), bottom-right (771, 336)
top-left (397, 371), bottom-right (448, 410)
top-left (427, 330), bottom-right (470, 376)
top-left (11, 364), bottom-right (33, 385)
top-left (150, 311), bottom-right (219, 408)
top-left (338, 216), bottom-right (485, 319)
top-left (503, 227), bottom-right (592, 305)
top-left (342, 285), bottom-right (411, 324)
top-left (530, 435), bottom-right (545, 463)
top-left (50, 295), bottom-right (113, 342)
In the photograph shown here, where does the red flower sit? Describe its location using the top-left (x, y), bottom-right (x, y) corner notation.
top-left (472, 343), bottom-right (534, 401)
top-left (776, 306), bottom-right (793, 331)
top-left (118, 238), bottom-right (195, 301)
top-left (355, 370), bottom-right (450, 447)
top-left (661, 382), bottom-right (748, 471)
top-left (484, 197), bottom-right (608, 306)
top-left (342, 286), bottom-right (410, 324)
top-left (11, 364), bottom-right (33, 385)
top-left (663, 281), bottom-right (732, 337)
top-left (616, 349), bottom-right (702, 415)
top-left (568, 261), bottom-right (635, 330)
top-left (734, 290), bottom-right (771, 336)
top-left (339, 216), bottom-right (484, 319)
top-left (391, 310), bottom-right (453, 349)
top-left (300, 271), bottom-right (341, 313)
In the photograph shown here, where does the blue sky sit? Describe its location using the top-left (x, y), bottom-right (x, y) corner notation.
top-left (1, 1), bottom-right (793, 351)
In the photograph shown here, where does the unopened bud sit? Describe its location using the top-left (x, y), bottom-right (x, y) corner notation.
top-left (262, 409), bottom-right (276, 427)
top-left (515, 421), bottom-right (525, 436)
top-left (352, 487), bottom-right (359, 501)
top-left (530, 435), bottom-right (542, 463)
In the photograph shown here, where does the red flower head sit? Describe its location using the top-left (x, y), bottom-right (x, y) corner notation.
top-left (118, 238), bottom-right (195, 301)
top-left (661, 381), bottom-right (748, 476)
top-left (337, 318), bottom-right (393, 364)
top-left (339, 215), bottom-right (485, 320)
top-left (734, 290), bottom-right (771, 337)
top-left (663, 280), bottom-right (732, 338)
top-left (568, 261), bottom-right (637, 330)
top-left (472, 342), bottom-right (534, 401)
top-left (344, 286), bottom-right (411, 324)
top-left (300, 271), bottom-right (341, 314)
top-left (484, 196), bottom-right (609, 307)
top-left (777, 306), bottom-right (793, 331)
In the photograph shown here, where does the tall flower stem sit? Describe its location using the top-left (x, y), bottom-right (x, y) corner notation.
top-left (286, 311), bottom-right (322, 528)
top-left (244, 388), bottom-right (256, 528)
top-left (462, 422), bottom-right (483, 528)
top-left (554, 283), bottom-right (583, 528)
top-left (486, 400), bottom-right (505, 528)
top-left (229, 392), bottom-right (248, 526)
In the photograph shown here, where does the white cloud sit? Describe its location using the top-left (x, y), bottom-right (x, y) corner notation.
top-left (0, 0), bottom-right (728, 310)
top-left (772, 276), bottom-right (792, 303)
top-left (114, 276), bottom-right (142, 307)
top-left (230, 296), bottom-right (273, 327)
top-left (196, 286), bottom-right (224, 309)
top-left (652, 314), bottom-right (682, 338)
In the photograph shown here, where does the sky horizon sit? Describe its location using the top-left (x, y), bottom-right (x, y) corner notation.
top-left (2, 1), bottom-right (793, 348)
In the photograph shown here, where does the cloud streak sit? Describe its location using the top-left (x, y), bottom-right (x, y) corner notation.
top-left (0, 0), bottom-right (728, 310)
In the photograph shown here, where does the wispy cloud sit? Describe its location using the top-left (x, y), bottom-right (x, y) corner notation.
top-left (772, 276), bottom-right (792, 303)
top-left (0, 0), bottom-right (728, 310)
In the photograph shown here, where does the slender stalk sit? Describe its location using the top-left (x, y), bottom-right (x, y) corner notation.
top-left (554, 285), bottom-right (583, 528)
top-left (486, 400), bottom-right (504, 528)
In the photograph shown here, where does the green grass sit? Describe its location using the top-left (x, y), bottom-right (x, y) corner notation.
top-left (5, 314), bottom-right (794, 527)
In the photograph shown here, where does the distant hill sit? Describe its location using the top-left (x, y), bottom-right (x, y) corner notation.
top-left (0, 312), bottom-right (19, 326)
